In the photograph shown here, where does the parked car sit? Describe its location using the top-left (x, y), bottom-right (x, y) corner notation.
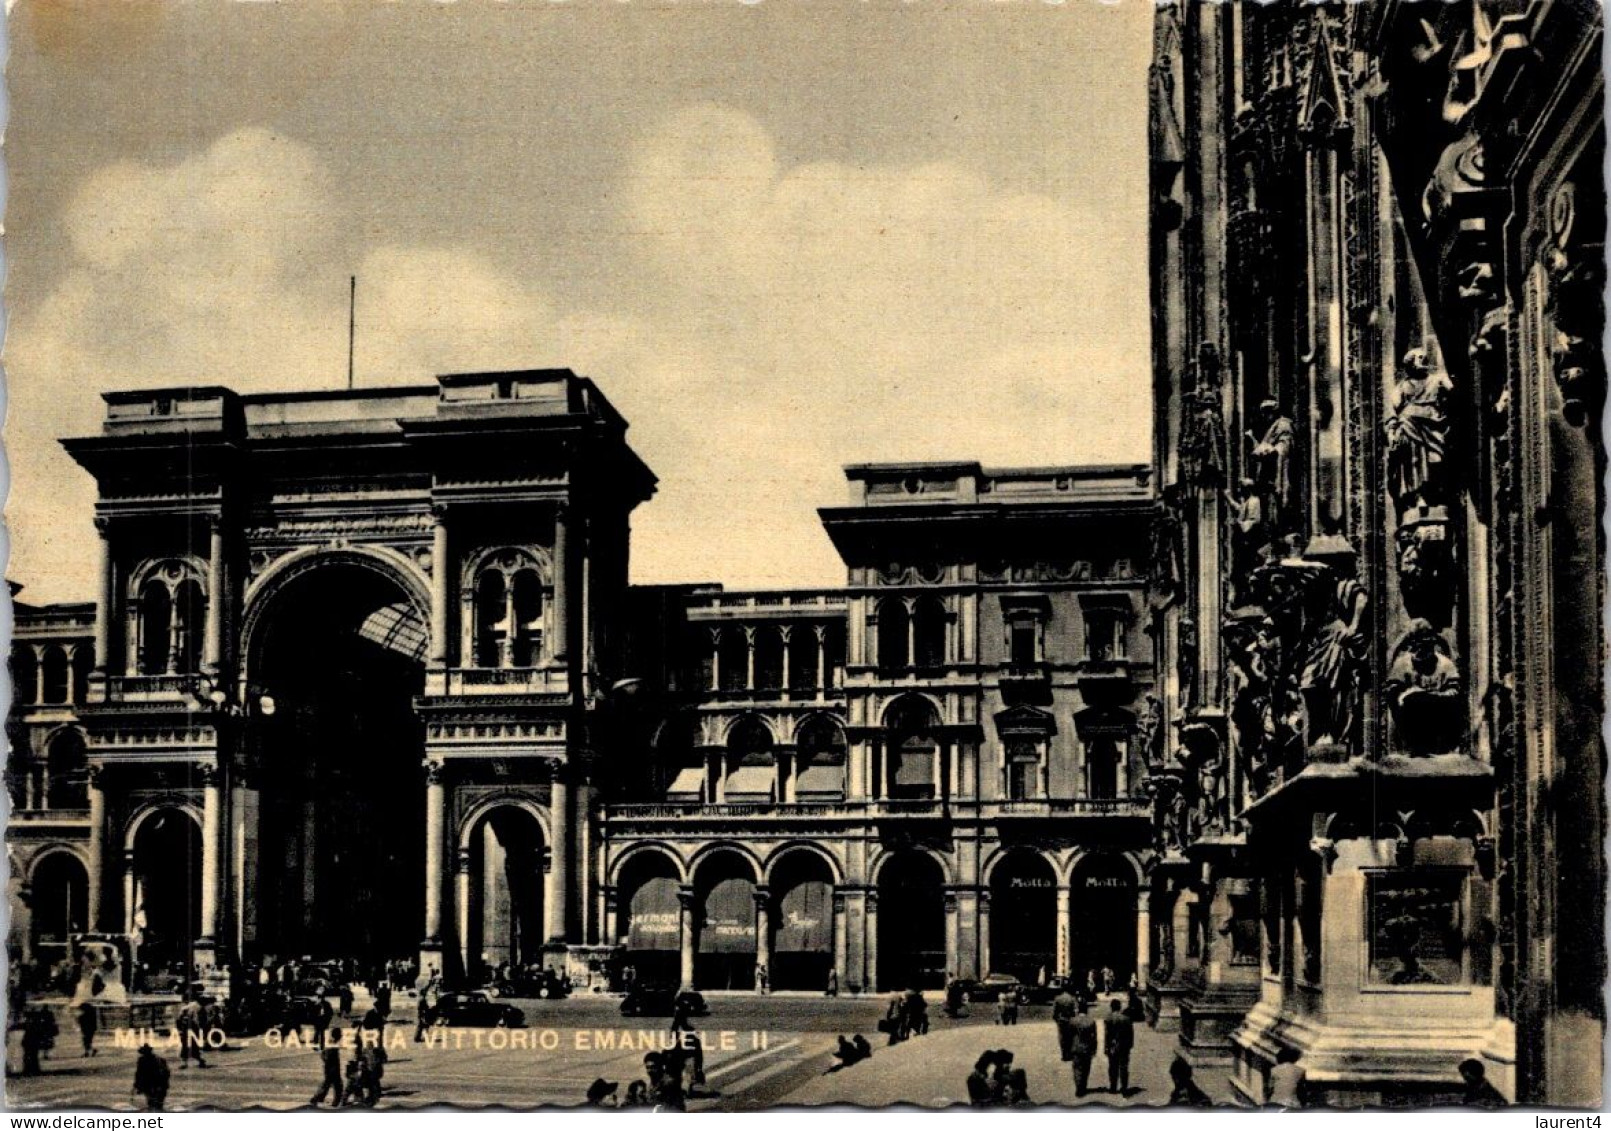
top-left (291, 963), bottom-right (340, 998)
top-left (428, 991), bottom-right (525, 1028)
top-left (494, 968), bottom-right (570, 1000)
top-left (620, 985), bottom-right (708, 1018)
top-left (1021, 975), bottom-right (1077, 1005)
top-left (965, 973), bottom-right (1023, 1003)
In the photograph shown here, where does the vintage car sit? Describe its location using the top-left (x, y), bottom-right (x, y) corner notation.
top-left (427, 991), bottom-right (526, 1028)
top-left (953, 973), bottom-right (1023, 1003)
top-left (620, 985), bottom-right (708, 1018)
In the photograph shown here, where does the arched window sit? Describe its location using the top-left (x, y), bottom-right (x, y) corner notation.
top-left (912, 597), bottom-right (947, 669)
top-left (718, 630), bottom-right (748, 693)
top-left (70, 646), bottom-right (94, 704)
top-left (787, 629), bottom-right (819, 693)
top-left (795, 716), bottom-right (846, 799)
top-left (468, 549), bottom-right (550, 669)
top-left (133, 560), bottom-right (207, 676)
top-left (1086, 737), bottom-right (1122, 799)
top-left (877, 599), bottom-right (910, 674)
top-left (11, 647), bottom-right (37, 706)
top-left (886, 697), bottom-right (940, 801)
top-left (725, 716), bottom-right (776, 802)
top-left (753, 627), bottom-right (785, 691)
top-left (40, 646), bottom-right (69, 705)
top-left (138, 581), bottom-right (172, 675)
top-left (45, 730), bottom-right (88, 810)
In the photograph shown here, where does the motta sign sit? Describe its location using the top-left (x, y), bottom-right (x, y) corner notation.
top-left (1082, 876), bottom-right (1132, 889)
top-left (1009, 877), bottom-right (1055, 889)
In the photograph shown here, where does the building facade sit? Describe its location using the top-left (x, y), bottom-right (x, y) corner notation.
top-left (8, 374), bottom-right (1160, 1002)
top-left (1145, 0), bottom-right (1604, 1106)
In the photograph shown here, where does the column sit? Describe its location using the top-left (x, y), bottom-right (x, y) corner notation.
top-left (865, 892), bottom-right (879, 993)
top-left (430, 509), bottom-right (451, 667)
top-left (815, 627), bottom-right (828, 702)
top-left (978, 892), bottom-right (991, 979)
top-left (232, 771), bottom-right (260, 957)
top-left (832, 892), bottom-right (847, 988)
top-left (754, 889), bottom-right (772, 989)
top-left (1056, 886), bottom-right (1072, 977)
top-left (546, 769), bottom-right (571, 942)
top-left (86, 767), bottom-right (105, 932)
top-left (1135, 891), bottom-right (1151, 990)
top-left (552, 505), bottom-right (570, 664)
top-left (779, 627), bottom-right (791, 699)
top-left (202, 518), bottom-right (224, 676)
top-left (944, 891), bottom-right (959, 980)
top-left (933, 740), bottom-right (946, 802)
top-left (604, 888), bottom-right (619, 947)
top-left (879, 740), bottom-right (890, 801)
top-left (31, 647), bottom-right (43, 707)
top-left (123, 860), bottom-right (137, 936)
top-left (93, 520), bottom-right (112, 676)
top-left (745, 627), bottom-right (756, 691)
top-left (708, 629), bottom-right (721, 692)
top-left (423, 761), bottom-right (446, 942)
top-left (678, 886), bottom-right (696, 989)
top-left (456, 848), bottom-right (474, 978)
top-left (199, 765), bottom-right (223, 945)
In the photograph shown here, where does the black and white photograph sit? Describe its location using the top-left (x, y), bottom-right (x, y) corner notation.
top-left (1, 0), bottom-right (1605, 1114)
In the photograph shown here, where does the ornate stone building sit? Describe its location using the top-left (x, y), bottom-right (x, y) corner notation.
top-left (8, 374), bottom-right (1160, 1001)
top-left (1145, 0), bottom-right (1603, 1106)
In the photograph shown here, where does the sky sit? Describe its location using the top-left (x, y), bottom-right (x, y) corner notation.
top-left (3, 0), bottom-right (1154, 605)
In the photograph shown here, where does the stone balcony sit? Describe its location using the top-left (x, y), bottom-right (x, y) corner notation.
top-left (605, 796), bottom-right (1150, 823)
top-left (424, 667), bottom-right (570, 697)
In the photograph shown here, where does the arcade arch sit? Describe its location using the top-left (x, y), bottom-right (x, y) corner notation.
top-left (876, 851), bottom-right (946, 991)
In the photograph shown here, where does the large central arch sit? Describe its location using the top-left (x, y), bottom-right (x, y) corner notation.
top-left (245, 552), bottom-right (428, 966)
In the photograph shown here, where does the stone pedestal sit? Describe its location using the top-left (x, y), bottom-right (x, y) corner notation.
top-left (1146, 980), bottom-right (1192, 1032)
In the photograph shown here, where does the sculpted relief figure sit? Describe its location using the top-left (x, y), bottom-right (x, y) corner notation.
top-left (1178, 343), bottom-right (1227, 487)
top-left (1386, 621), bottom-right (1465, 755)
top-left (1249, 400), bottom-right (1296, 527)
top-left (1300, 575), bottom-right (1369, 750)
top-left (1385, 348), bottom-right (1454, 512)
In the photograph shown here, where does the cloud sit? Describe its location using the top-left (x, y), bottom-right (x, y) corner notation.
top-left (7, 108), bottom-right (1148, 604)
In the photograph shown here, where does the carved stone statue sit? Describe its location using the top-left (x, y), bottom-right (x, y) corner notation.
top-left (1300, 575), bottom-right (1369, 749)
top-left (1385, 348), bottom-right (1454, 511)
top-left (1137, 693), bottom-right (1164, 766)
top-left (1178, 343), bottom-right (1227, 487)
top-left (1396, 518), bottom-right (1453, 626)
top-left (1226, 477), bottom-right (1268, 597)
top-left (1148, 503), bottom-right (1186, 594)
top-left (1249, 400), bottom-right (1296, 526)
top-left (1386, 621), bottom-right (1464, 755)
top-left (1177, 615), bottom-right (1199, 708)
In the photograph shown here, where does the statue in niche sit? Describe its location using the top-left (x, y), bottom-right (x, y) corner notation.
top-left (1226, 478), bottom-right (1269, 597)
top-left (1300, 574), bottom-right (1370, 749)
top-left (1249, 400), bottom-right (1296, 527)
top-left (1396, 520), bottom-right (1453, 626)
top-left (1149, 504), bottom-right (1185, 594)
top-left (1194, 748), bottom-right (1225, 835)
top-left (1385, 621), bottom-right (1464, 755)
top-left (1137, 694), bottom-right (1164, 766)
top-left (1177, 615), bottom-right (1199, 709)
top-left (1155, 918), bottom-right (1176, 985)
top-left (1178, 344), bottom-right (1228, 488)
top-left (1385, 348), bottom-right (1454, 511)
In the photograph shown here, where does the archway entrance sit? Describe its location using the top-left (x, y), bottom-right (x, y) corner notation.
top-left (1070, 854), bottom-right (1137, 991)
top-left (249, 561), bottom-right (426, 967)
top-left (768, 852), bottom-right (835, 990)
top-left (617, 853), bottom-right (682, 987)
top-left (464, 807), bottom-right (546, 984)
top-left (878, 852), bottom-right (945, 991)
top-left (990, 851), bottom-right (1056, 985)
top-left (29, 853), bottom-right (88, 971)
top-left (131, 810), bottom-right (202, 976)
top-left (694, 854), bottom-right (757, 990)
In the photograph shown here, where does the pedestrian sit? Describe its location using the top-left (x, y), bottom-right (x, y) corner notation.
top-left (622, 1081), bottom-right (650, 1108)
top-left (1104, 997), bottom-right (1134, 1095)
top-left (338, 982), bottom-right (354, 1017)
top-left (884, 991), bottom-right (905, 1044)
top-left (20, 1009), bottom-right (47, 1076)
top-left (76, 1000), bottom-right (98, 1058)
top-left (358, 1032), bottom-right (388, 1097)
top-left (131, 1044), bottom-right (170, 1112)
top-left (176, 995), bottom-right (208, 1069)
top-left (1124, 987), bottom-right (1147, 1023)
top-left (832, 1036), bottom-right (861, 1071)
top-left (1005, 1067), bottom-right (1032, 1106)
top-left (1101, 965), bottom-right (1116, 994)
top-left (644, 1051), bottom-right (685, 1112)
top-left (313, 995), bottom-right (334, 1047)
top-left (852, 1034), bottom-right (872, 1063)
top-left (1266, 1046), bottom-right (1306, 1107)
top-left (825, 968), bottom-right (838, 997)
top-left (1052, 983), bottom-right (1080, 1062)
top-left (1459, 1058), bottom-right (1506, 1108)
top-left (966, 1052), bottom-right (996, 1106)
top-left (1168, 1056), bottom-right (1212, 1107)
top-left (1085, 968), bottom-right (1099, 1002)
top-left (311, 1027), bottom-right (344, 1107)
top-left (944, 976), bottom-right (966, 1018)
top-left (905, 987), bottom-right (929, 1036)
top-left (586, 1078), bottom-right (620, 1108)
top-left (1067, 999), bottom-right (1098, 1097)
top-left (756, 963), bottom-right (769, 995)
top-left (995, 989), bottom-right (1018, 1026)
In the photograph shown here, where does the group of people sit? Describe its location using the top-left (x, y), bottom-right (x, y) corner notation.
top-left (586, 1033), bottom-right (707, 1112)
top-left (881, 987), bottom-right (930, 1043)
top-left (1052, 989), bottom-right (1145, 1098)
top-left (966, 1048), bottom-right (1032, 1106)
top-left (829, 1033), bottom-right (874, 1070)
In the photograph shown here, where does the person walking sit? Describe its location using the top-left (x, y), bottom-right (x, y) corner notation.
top-left (1267, 1047), bottom-right (1307, 1107)
top-left (338, 982), bottom-right (354, 1017)
top-left (1052, 983), bottom-right (1079, 1061)
top-left (1168, 1056), bottom-right (1212, 1107)
top-left (825, 968), bottom-right (838, 998)
top-left (176, 995), bottom-right (207, 1069)
top-left (1103, 997), bottom-right (1134, 1095)
top-left (313, 996), bottom-right (334, 1048)
top-left (1067, 999), bottom-right (1099, 1097)
top-left (76, 1000), bottom-right (98, 1058)
top-left (756, 963), bottom-right (769, 995)
top-left (310, 1027), bottom-right (344, 1107)
top-left (1458, 1058), bottom-right (1506, 1108)
top-left (131, 1044), bottom-right (170, 1112)
top-left (20, 1009), bottom-right (48, 1076)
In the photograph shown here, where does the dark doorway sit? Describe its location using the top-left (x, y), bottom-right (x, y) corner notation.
top-left (768, 852), bottom-right (835, 990)
top-left (1070, 855), bottom-right (1137, 990)
top-left (251, 563), bottom-right (426, 967)
top-left (990, 851), bottom-right (1056, 985)
top-left (30, 853), bottom-right (88, 971)
top-left (132, 810), bottom-right (202, 976)
top-left (466, 807), bottom-right (545, 981)
top-left (878, 852), bottom-right (945, 991)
